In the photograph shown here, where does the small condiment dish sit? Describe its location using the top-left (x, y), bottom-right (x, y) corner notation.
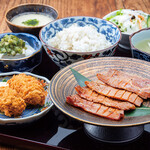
top-left (103, 9), bottom-right (149, 50)
top-left (5, 3), bottom-right (58, 36)
top-left (129, 28), bottom-right (150, 62)
top-left (0, 32), bottom-right (42, 72)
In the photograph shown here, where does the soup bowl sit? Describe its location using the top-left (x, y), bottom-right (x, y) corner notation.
top-left (129, 28), bottom-right (150, 62)
top-left (0, 32), bottom-right (42, 72)
top-left (39, 16), bottom-right (121, 68)
top-left (5, 3), bottom-right (58, 36)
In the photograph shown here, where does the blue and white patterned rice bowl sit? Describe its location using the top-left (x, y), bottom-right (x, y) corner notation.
top-left (39, 16), bottom-right (122, 68)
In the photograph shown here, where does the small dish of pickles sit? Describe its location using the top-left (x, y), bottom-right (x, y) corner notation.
top-left (0, 34), bottom-right (35, 59)
top-left (0, 33), bottom-right (42, 72)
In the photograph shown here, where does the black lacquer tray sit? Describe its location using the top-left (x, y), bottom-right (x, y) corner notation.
top-left (0, 48), bottom-right (150, 149)
top-left (0, 106), bottom-right (150, 150)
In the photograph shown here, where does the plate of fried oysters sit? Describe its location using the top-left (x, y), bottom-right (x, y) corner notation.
top-left (0, 72), bottom-right (53, 125)
top-left (49, 57), bottom-right (150, 127)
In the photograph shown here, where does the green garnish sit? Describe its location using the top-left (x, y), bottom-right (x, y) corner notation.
top-left (116, 9), bottom-right (123, 15)
top-left (147, 15), bottom-right (150, 27)
top-left (22, 19), bottom-right (39, 26)
top-left (106, 15), bottom-right (115, 21)
top-left (2, 79), bottom-right (7, 82)
top-left (0, 35), bottom-right (27, 56)
top-left (106, 9), bottom-right (123, 21)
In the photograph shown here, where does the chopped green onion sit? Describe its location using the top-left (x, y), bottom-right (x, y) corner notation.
top-left (2, 79), bottom-right (7, 82)
top-left (0, 35), bottom-right (26, 56)
top-left (147, 15), bottom-right (150, 27)
top-left (22, 19), bottom-right (39, 26)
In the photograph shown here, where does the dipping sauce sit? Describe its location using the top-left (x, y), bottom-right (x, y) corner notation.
top-left (11, 12), bottom-right (54, 27)
top-left (134, 39), bottom-right (150, 53)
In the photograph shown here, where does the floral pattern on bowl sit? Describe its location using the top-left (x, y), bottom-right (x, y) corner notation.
top-left (40, 16), bottom-right (121, 68)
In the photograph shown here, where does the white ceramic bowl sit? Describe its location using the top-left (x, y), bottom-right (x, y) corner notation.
top-left (103, 9), bottom-right (149, 50)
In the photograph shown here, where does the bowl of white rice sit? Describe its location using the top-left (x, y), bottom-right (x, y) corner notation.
top-left (39, 16), bottom-right (121, 68)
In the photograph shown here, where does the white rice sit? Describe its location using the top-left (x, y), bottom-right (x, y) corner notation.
top-left (48, 24), bottom-right (112, 52)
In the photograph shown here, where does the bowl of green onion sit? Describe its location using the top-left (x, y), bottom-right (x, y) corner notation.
top-left (0, 32), bottom-right (42, 72)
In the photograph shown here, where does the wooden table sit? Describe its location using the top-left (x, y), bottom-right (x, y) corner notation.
top-left (0, 0), bottom-right (150, 149)
top-left (1, 0), bottom-right (150, 33)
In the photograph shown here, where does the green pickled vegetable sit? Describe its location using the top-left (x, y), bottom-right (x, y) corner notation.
top-left (0, 35), bottom-right (27, 56)
top-left (106, 9), bottom-right (123, 21)
top-left (106, 15), bottom-right (115, 21)
top-left (147, 15), bottom-right (150, 27)
top-left (2, 79), bottom-right (7, 82)
top-left (22, 19), bottom-right (39, 26)
top-left (116, 9), bottom-right (123, 15)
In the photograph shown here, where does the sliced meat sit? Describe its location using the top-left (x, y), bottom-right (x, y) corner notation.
top-left (85, 80), bottom-right (143, 106)
top-left (97, 69), bottom-right (150, 99)
top-left (75, 85), bottom-right (135, 110)
top-left (66, 94), bottom-right (124, 121)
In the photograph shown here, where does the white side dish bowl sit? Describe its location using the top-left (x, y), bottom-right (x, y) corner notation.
top-left (103, 9), bottom-right (149, 50)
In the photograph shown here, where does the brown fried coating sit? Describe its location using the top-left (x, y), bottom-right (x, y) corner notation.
top-left (0, 86), bottom-right (26, 117)
top-left (8, 74), bottom-right (47, 106)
